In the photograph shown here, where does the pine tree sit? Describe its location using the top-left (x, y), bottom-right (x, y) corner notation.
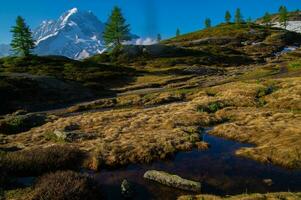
top-left (235, 8), bottom-right (243, 24)
top-left (279, 6), bottom-right (288, 28)
top-left (205, 18), bottom-right (211, 29)
top-left (176, 28), bottom-right (180, 37)
top-left (103, 6), bottom-right (131, 47)
top-left (10, 16), bottom-right (35, 57)
top-left (157, 33), bottom-right (162, 42)
top-left (246, 17), bottom-right (252, 28)
top-left (225, 11), bottom-right (231, 23)
top-left (263, 12), bottom-right (272, 27)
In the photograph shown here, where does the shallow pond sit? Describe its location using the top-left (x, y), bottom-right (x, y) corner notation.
top-left (95, 128), bottom-right (301, 200)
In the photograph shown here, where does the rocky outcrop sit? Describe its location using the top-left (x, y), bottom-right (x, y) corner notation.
top-left (143, 170), bottom-right (201, 192)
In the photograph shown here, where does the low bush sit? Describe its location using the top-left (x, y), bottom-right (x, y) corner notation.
top-left (197, 102), bottom-right (226, 113)
top-left (256, 85), bottom-right (276, 98)
top-left (0, 145), bottom-right (84, 176)
top-left (32, 171), bottom-right (102, 200)
top-left (0, 114), bottom-right (47, 134)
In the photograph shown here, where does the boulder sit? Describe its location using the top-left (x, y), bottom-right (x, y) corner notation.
top-left (143, 170), bottom-right (201, 192)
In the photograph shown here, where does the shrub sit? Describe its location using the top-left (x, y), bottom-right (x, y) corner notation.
top-left (0, 114), bottom-right (47, 135)
top-left (256, 85), bottom-right (276, 98)
top-left (1, 145), bottom-right (84, 176)
top-left (197, 102), bottom-right (226, 113)
top-left (32, 171), bottom-right (102, 200)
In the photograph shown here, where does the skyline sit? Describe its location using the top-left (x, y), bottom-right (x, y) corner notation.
top-left (0, 0), bottom-right (300, 44)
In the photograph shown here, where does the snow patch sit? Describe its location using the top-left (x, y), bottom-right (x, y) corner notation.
top-left (272, 21), bottom-right (301, 33)
top-left (135, 37), bottom-right (157, 45)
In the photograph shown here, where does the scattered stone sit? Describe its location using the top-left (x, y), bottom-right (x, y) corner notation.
top-left (63, 123), bottom-right (80, 131)
top-left (143, 170), bottom-right (201, 192)
top-left (53, 130), bottom-right (76, 142)
top-left (263, 179), bottom-right (273, 186)
top-left (53, 129), bottom-right (96, 142)
top-left (13, 109), bottom-right (28, 116)
top-left (121, 179), bottom-right (134, 198)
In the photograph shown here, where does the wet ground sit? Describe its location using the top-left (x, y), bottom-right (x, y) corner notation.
top-left (95, 128), bottom-right (301, 200)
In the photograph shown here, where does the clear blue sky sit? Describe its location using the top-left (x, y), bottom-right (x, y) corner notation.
top-left (0, 0), bottom-right (300, 44)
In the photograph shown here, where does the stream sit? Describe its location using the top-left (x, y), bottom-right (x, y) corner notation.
top-left (95, 128), bottom-right (301, 200)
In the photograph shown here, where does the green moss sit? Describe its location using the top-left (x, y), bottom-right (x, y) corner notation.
top-left (288, 59), bottom-right (301, 70)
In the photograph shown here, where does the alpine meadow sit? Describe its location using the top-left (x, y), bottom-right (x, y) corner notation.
top-left (1, 1), bottom-right (301, 200)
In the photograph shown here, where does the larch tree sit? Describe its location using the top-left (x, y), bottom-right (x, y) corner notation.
top-left (235, 8), bottom-right (243, 25)
top-left (10, 16), bottom-right (35, 57)
top-left (279, 6), bottom-right (288, 28)
top-left (263, 12), bottom-right (272, 27)
top-left (176, 28), bottom-right (181, 37)
top-left (246, 17), bottom-right (252, 28)
top-left (103, 6), bottom-right (131, 48)
top-left (157, 33), bottom-right (162, 42)
top-left (205, 18), bottom-right (211, 29)
top-left (225, 10), bottom-right (231, 23)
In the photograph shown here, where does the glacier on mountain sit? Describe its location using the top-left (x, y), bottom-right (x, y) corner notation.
top-left (33, 8), bottom-right (106, 59)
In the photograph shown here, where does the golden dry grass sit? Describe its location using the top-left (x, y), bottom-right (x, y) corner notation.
top-left (1, 75), bottom-right (301, 170)
top-left (3, 102), bottom-right (213, 168)
top-left (178, 192), bottom-right (301, 200)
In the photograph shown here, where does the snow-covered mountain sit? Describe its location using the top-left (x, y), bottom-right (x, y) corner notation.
top-left (33, 8), bottom-right (106, 59)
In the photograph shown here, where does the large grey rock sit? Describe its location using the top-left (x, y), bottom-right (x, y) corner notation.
top-left (143, 170), bottom-right (201, 192)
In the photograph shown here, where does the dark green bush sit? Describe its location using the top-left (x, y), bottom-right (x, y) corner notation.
top-left (197, 102), bottom-right (226, 113)
top-left (32, 171), bottom-right (102, 200)
top-left (0, 114), bottom-right (47, 134)
top-left (0, 145), bottom-right (84, 176)
top-left (256, 85), bottom-right (276, 98)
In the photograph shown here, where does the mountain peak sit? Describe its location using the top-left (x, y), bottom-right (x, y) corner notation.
top-left (69, 8), bottom-right (79, 14)
top-left (59, 8), bottom-right (80, 26)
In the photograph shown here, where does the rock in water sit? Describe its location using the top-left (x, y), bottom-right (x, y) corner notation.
top-left (143, 170), bottom-right (201, 192)
top-left (121, 179), bottom-right (134, 198)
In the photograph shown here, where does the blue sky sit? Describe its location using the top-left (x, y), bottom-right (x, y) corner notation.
top-left (0, 0), bottom-right (300, 44)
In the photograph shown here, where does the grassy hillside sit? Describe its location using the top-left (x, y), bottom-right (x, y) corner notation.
top-left (90, 23), bottom-right (301, 74)
top-left (257, 10), bottom-right (301, 23)
top-left (0, 55), bottom-right (137, 114)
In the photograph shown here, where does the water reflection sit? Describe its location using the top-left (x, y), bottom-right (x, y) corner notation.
top-left (95, 129), bottom-right (301, 200)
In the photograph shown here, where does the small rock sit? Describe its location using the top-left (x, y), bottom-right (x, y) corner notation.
top-left (63, 123), bottom-right (80, 131)
top-left (53, 130), bottom-right (74, 142)
top-left (13, 110), bottom-right (28, 116)
top-left (263, 179), bottom-right (273, 186)
top-left (121, 179), bottom-right (134, 198)
top-left (143, 170), bottom-right (201, 192)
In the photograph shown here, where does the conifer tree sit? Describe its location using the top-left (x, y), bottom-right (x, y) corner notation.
top-left (10, 16), bottom-right (35, 57)
top-left (279, 6), bottom-right (288, 28)
top-left (225, 11), bottom-right (231, 23)
top-left (176, 28), bottom-right (180, 37)
top-left (157, 33), bottom-right (162, 42)
top-left (235, 8), bottom-right (243, 24)
top-left (263, 12), bottom-right (272, 27)
top-left (103, 6), bottom-right (131, 47)
top-left (205, 18), bottom-right (211, 29)
top-left (246, 17), bottom-right (252, 28)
